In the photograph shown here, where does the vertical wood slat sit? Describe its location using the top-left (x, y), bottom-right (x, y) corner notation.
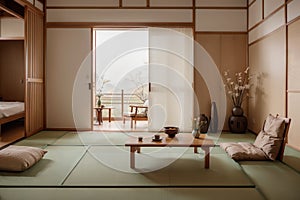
top-left (25, 8), bottom-right (44, 137)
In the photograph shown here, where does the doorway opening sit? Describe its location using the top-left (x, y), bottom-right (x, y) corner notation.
top-left (92, 27), bottom-right (194, 132)
top-left (93, 28), bottom-right (149, 131)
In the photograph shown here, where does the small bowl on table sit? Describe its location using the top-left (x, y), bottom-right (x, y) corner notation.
top-left (164, 126), bottom-right (179, 138)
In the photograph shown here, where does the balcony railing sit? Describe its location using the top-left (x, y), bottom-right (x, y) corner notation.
top-left (96, 90), bottom-right (145, 120)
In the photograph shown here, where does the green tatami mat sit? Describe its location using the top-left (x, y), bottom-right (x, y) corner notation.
top-left (52, 131), bottom-right (257, 146)
top-left (240, 161), bottom-right (300, 200)
top-left (15, 131), bottom-right (67, 147)
top-left (53, 131), bottom-right (153, 146)
top-left (0, 146), bottom-right (86, 186)
top-left (211, 132), bottom-right (256, 144)
top-left (64, 146), bottom-right (253, 187)
top-left (0, 188), bottom-right (264, 200)
top-left (283, 146), bottom-right (300, 173)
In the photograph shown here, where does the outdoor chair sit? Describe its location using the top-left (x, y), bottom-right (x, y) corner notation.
top-left (123, 100), bottom-right (148, 128)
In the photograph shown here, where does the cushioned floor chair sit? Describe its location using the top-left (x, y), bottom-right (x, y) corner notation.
top-left (220, 114), bottom-right (291, 161)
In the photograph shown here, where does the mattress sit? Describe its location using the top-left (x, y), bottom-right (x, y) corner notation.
top-left (0, 101), bottom-right (25, 119)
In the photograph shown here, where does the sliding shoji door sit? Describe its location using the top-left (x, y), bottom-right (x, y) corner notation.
top-left (25, 8), bottom-right (44, 136)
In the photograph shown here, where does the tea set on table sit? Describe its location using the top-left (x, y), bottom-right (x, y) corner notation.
top-left (137, 114), bottom-right (209, 142)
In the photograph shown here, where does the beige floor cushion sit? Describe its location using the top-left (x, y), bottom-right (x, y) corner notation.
top-left (220, 142), bottom-right (268, 161)
top-left (221, 114), bottom-right (287, 161)
top-left (0, 145), bottom-right (47, 172)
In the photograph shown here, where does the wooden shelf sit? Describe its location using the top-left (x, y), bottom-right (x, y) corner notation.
top-left (0, 37), bottom-right (24, 40)
top-left (0, 119), bottom-right (25, 148)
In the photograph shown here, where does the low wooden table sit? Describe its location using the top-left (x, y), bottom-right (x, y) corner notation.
top-left (94, 106), bottom-right (114, 125)
top-left (125, 133), bottom-right (215, 169)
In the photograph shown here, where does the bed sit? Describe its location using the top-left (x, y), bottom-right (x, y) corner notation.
top-left (0, 101), bottom-right (25, 126)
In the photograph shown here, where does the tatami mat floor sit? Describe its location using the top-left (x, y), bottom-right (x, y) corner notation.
top-left (0, 131), bottom-right (299, 200)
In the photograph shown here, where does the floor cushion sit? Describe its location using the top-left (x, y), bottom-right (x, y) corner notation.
top-left (220, 142), bottom-right (268, 161)
top-left (0, 145), bottom-right (47, 172)
top-left (221, 114), bottom-right (288, 161)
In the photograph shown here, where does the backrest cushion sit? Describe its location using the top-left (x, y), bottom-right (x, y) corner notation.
top-left (253, 114), bottom-right (285, 160)
top-left (263, 114), bottom-right (285, 138)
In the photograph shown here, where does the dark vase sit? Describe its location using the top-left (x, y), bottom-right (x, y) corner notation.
top-left (228, 106), bottom-right (248, 133)
top-left (232, 106), bottom-right (243, 116)
top-left (199, 114), bottom-right (209, 133)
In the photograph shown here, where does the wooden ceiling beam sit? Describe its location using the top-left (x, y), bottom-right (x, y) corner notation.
top-left (0, 0), bottom-right (24, 18)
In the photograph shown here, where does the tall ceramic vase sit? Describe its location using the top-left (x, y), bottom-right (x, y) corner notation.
top-left (228, 106), bottom-right (247, 133)
top-left (210, 102), bottom-right (218, 133)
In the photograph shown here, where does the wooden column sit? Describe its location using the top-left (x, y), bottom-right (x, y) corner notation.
top-left (24, 7), bottom-right (44, 136)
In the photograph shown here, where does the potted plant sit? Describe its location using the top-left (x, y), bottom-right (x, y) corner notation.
top-left (223, 67), bottom-right (252, 133)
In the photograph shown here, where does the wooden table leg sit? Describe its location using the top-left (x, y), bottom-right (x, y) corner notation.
top-left (108, 108), bottom-right (112, 122)
top-left (130, 146), bottom-right (136, 168)
top-left (99, 108), bottom-right (103, 124)
top-left (95, 109), bottom-right (101, 125)
top-left (194, 147), bottom-right (198, 153)
top-left (201, 147), bottom-right (210, 169)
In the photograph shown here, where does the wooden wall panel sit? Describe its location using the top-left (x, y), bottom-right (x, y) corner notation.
top-left (248, 27), bottom-right (286, 133)
top-left (25, 8), bottom-right (44, 136)
top-left (0, 41), bottom-right (25, 101)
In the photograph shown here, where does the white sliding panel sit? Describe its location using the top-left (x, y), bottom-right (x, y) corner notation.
top-left (248, 0), bottom-right (263, 29)
top-left (46, 28), bottom-right (91, 129)
top-left (0, 17), bottom-right (24, 38)
top-left (47, 9), bottom-right (192, 23)
top-left (149, 28), bottom-right (194, 132)
top-left (287, 0), bottom-right (300, 23)
top-left (47, 0), bottom-right (119, 7)
top-left (196, 9), bottom-right (247, 32)
top-left (249, 8), bottom-right (285, 44)
top-left (123, 0), bottom-right (147, 7)
top-left (264, 0), bottom-right (284, 18)
top-left (196, 0), bottom-right (246, 7)
top-left (150, 0), bottom-right (193, 7)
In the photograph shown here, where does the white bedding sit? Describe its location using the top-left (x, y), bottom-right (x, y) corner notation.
top-left (0, 101), bottom-right (25, 119)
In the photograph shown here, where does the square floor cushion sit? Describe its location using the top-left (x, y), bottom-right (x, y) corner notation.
top-left (0, 145), bottom-right (47, 172)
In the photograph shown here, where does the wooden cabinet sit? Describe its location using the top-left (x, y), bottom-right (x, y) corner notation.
top-left (0, 1), bottom-right (45, 147)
